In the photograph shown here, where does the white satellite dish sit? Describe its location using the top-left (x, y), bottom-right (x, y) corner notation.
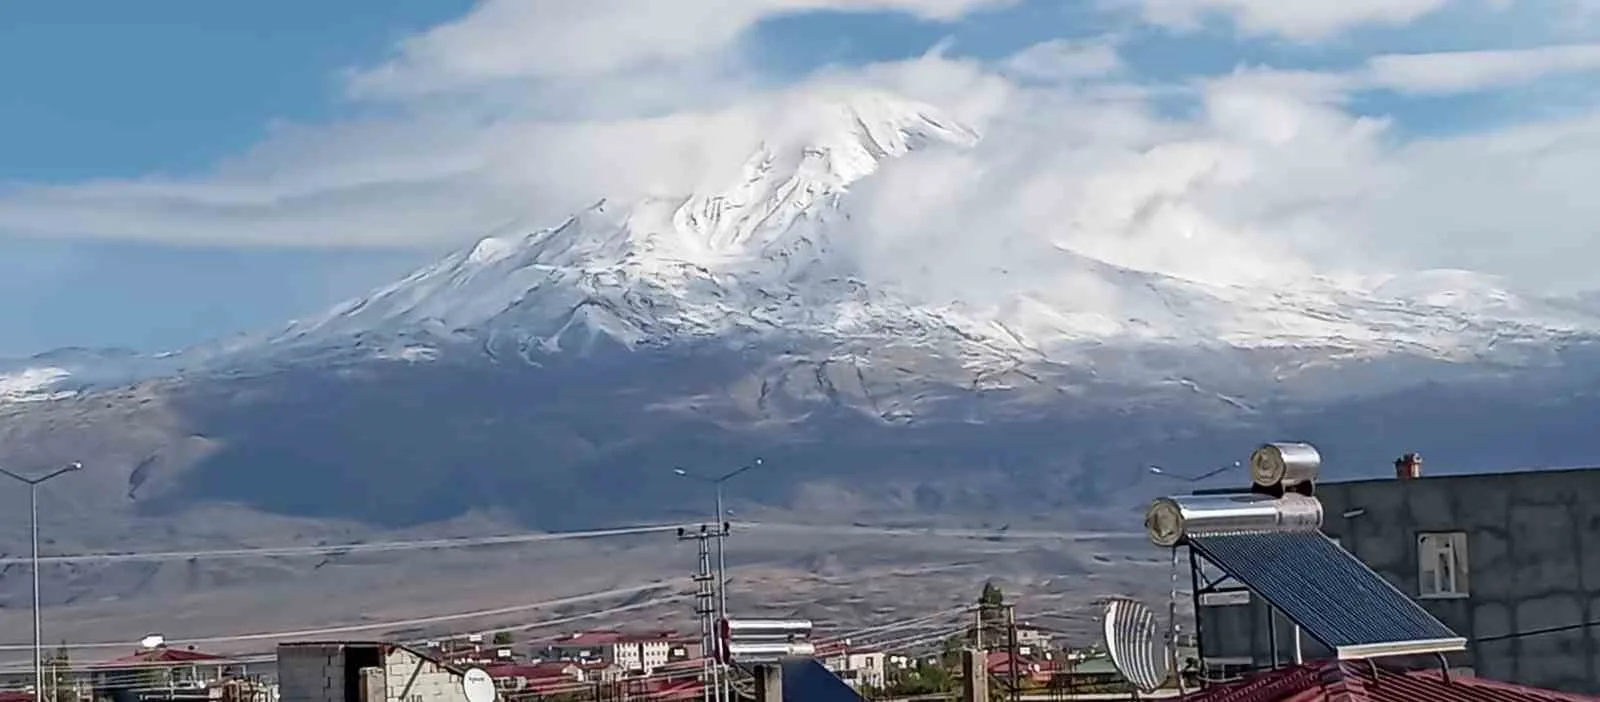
top-left (1101, 598), bottom-right (1170, 693)
top-left (139, 634), bottom-right (165, 650)
top-left (461, 667), bottom-right (496, 702)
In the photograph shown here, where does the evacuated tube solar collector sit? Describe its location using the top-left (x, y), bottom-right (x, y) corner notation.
top-left (1148, 441), bottom-right (1466, 662)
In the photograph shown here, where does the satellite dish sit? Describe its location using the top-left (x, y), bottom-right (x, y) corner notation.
top-left (139, 634), bottom-right (165, 649)
top-left (1101, 598), bottom-right (1170, 693)
top-left (461, 667), bottom-right (496, 702)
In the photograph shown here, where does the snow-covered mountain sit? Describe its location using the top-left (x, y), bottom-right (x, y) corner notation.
top-left (10, 91), bottom-right (1600, 406)
top-left (208, 90), bottom-right (1594, 382)
top-left (11, 90), bottom-right (1600, 538)
top-left (4, 89), bottom-right (1600, 415)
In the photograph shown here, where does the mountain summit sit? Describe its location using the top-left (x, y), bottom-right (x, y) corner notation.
top-left (263, 92), bottom-right (989, 361)
top-left (7, 89), bottom-right (1600, 541)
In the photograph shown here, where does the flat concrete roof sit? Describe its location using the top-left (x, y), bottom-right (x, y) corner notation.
top-left (1189, 463), bottom-right (1600, 495)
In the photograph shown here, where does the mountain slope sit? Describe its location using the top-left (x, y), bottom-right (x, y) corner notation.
top-left (6, 90), bottom-right (1600, 545)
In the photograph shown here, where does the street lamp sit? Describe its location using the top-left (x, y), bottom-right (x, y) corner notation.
top-left (674, 458), bottom-right (763, 702)
top-left (1147, 460), bottom-right (1240, 484)
top-left (673, 459), bottom-right (762, 620)
top-left (0, 461), bottom-right (82, 702)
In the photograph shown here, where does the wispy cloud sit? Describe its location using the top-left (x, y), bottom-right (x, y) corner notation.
top-left (1363, 42), bottom-right (1600, 94)
top-left (346, 0), bottom-right (1019, 98)
top-left (1124, 0), bottom-right (1454, 40)
top-left (1, 0), bottom-right (1598, 297)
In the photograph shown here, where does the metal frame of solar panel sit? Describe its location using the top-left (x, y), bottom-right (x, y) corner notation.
top-left (1187, 530), bottom-right (1465, 660)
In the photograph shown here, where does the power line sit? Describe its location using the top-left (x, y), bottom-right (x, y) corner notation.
top-left (0, 524), bottom-right (687, 566)
top-left (1, 523), bottom-right (1140, 565)
top-left (1475, 619), bottom-right (1600, 643)
top-left (0, 596), bottom-right (697, 676)
top-left (0, 580), bottom-right (687, 651)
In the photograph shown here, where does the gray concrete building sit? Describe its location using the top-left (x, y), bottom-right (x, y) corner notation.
top-left (1195, 463), bottom-right (1600, 694)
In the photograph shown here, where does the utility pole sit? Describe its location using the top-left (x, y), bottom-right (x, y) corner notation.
top-left (679, 525), bottom-right (724, 702)
top-left (674, 459), bottom-right (763, 626)
top-left (974, 607), bottom-right (984, 650)
top-left (1004, 604), bottom-right (1020, 702)
top-left (0, 462), bottom-right (82, 702)
top-left (960, 649), bottom-right (987, 702)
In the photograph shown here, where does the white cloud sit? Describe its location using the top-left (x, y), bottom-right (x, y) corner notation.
top-left (838, 46), bottom-right (1600, 298)
top-left (3, 0), bottom-right (1600, 300)
top-left (1363, 42), bottom-right (1600, 94)
top-left (348, 0), bottom-right (1018, 98)
top-left (1129, 0), bottom-right (1454, 41)
top-left (1001, 37), bottom-right (1125, 82)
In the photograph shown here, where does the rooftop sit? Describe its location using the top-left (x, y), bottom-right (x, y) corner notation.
top-left (94, 647), bottom-right (230, 669)
top-left (1192, 464), bottom-right (1600, 496)
top-left (548, 630), bottom-right (685, 646)
top-left (482, 662), bottom-right (575, 680)
top-left (1183, 660), bottom-right (1598, 701)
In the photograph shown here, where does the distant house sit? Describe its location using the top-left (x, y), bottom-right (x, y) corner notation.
top-left (534, 631), bottom-right (697, 674)
top-left (91, 645), bottom-right (238, 702)
top-left (817, 642), bottom-right (887, 689)
top-left (1013, 626), bottom-right (1053, 654)
top-left (1047, 656), bottom-right (1126, 693)
top-left (985, 651), bottom-right (1051, 686)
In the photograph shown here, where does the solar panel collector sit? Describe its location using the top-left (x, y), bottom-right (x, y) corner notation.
top-left (1187, 530), bottom-right (1466, 659)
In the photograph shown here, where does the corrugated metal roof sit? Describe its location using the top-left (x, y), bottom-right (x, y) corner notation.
top-left (1189, 532), bottom-right (1464, 659)
top-left (1184, 660), bottom-right (1600, 701)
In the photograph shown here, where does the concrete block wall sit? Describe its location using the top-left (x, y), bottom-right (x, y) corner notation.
top-left (383, 648), bottom-right (467, 702)
top-left (277, 645), bottom-right (346, 702)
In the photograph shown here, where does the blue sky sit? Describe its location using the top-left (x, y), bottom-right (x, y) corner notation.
top-left (3, 0), bottom-right (1599, 355)
top-left (0, 1), bottom-right (466, 352)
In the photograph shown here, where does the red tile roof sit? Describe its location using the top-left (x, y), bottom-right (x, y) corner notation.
top-left (94, 647), bottom-right (230, 668)
top-left (1184, 660), bottom-right (1600, 702)
top-left (636, 678), bottom-right (704, 702)
top-left (483, 662), bottom-right (576, 680)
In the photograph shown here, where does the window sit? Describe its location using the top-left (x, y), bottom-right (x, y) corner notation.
top-left (1417, 532), bottom-right (1469, 598)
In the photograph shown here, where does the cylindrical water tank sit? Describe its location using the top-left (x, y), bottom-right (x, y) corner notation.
top-left (1249, 442), bottom-right (1322, 490)
top-left (1144, 493), bottom-right (1323, 547)
top-left (720, 619), bottom-right (813, 640)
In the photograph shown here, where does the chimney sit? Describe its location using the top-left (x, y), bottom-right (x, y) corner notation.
top-left (1394, 452), bottom-right (1422, 480)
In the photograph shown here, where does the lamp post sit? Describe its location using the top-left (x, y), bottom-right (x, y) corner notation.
top-left (0, 462), bottom-right (82, 702)
top-left (674, 458), bottom-right (763, 702)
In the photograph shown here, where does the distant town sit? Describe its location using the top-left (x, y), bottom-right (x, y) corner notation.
top-left (6, 444), bottom-right (1600, 702)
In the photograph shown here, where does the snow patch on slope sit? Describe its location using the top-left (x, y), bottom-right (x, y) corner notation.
top-left (0, 367), bottom-right (77, 403)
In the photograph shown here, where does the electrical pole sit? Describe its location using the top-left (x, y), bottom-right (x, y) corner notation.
top-left (1005, 604), bottom-right (1019, 702)
top-left (0, 462), bottom-right (81, 702)
top-left (679, 525), bottom-right (723, 702)
top-left (974, 606), bottom-right (983, 650)
top-left (674, 457), bottom-right (764, 702)
top-left (713, 480), bottom-right (730, 625)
